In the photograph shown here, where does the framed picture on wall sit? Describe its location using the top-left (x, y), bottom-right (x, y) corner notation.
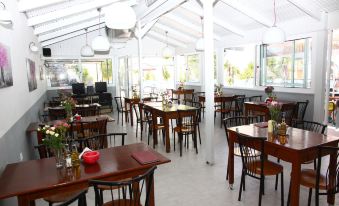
top-left (26, 58), bottom-right (37, 92)
top-left (39, 65), bottom-right (44, 80)
top-left (0, 42), bottom-right (13, 88)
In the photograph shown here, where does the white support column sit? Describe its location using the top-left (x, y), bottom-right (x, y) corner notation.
top-left (217, 47), bottom-right (224, 85)
top-left (203, 0), bottom-right (215, 165)
top-left (324, 30), bottom-right (333, 125)
top-left (137, 21), bottom-right (144, 98)
top-left (313, 12), bottom-right (328, 124)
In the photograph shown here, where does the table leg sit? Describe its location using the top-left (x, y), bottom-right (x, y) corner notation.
top-left (147, 175), bottom-right (155, 206)
top-left (18, 196), bottom-right (35, 206)
top-left (228, 134), bottom-right (235, 189)
top-left (130, 102), bottom-right (134, 126)
top-left (163, 116), bottom-right (170, 153)
top-left (290, 161), bottom-right (301, 206)
top-left (327, 151), bottom-right (337, 204)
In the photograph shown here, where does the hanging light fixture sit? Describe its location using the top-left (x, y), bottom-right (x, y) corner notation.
top-left (195, 16), bottom-right (204, 52)
top-left (162, 31), bottom-right (174, 59)
top-left (81, 28), bottom-right (94, 57)
top-left (0, 2), bottom-right (12, 25)
top-left (104, 2), bottom-right (136, 29)
top-left (262, 0), bottom-right (285, 44)
top-left (91, 8), bottom-right (110, 52)
top-left (29, 42), bottom-right (39, 52)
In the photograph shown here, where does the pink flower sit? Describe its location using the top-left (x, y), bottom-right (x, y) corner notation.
top-left (0, 45), bottom-right (8, 68)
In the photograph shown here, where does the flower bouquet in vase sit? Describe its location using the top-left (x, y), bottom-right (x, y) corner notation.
top-left (267, 101), bottom-right (282, 135)
top-left (61, 97), bottom-right (76, 119)
top-left (215, 84), bottom-right (223, 96)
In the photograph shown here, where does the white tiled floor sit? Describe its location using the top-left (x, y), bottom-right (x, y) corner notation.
top-left (36, 111), bottom-right (339, 206)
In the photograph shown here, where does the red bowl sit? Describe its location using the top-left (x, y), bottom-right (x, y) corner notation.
top-left (82, 151), bottom-right (100, 164)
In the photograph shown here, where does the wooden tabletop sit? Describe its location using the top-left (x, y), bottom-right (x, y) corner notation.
top-left (143, 102), bottom-right (197, 112)
top-left (0, 143), bottom-right (171, 200)
top-left (228, 124), bottom-right (339, 151)
top-left (44, 103), bottom-right (102, 112)
top-left (26, 114), bottom-right (115, 133)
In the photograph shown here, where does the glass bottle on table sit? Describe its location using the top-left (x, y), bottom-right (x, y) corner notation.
top-left (279, 112), bottom-right (287, 136)
top-left (71, 144), bottom-right (80, 167)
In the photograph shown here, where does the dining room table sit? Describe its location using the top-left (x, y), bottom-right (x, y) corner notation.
top-left (143, 102), bottom-right (198, 153)
top-left (227, 124), bottom-right (339, 206)
top-left (0, 143), bottom-right (171, 206)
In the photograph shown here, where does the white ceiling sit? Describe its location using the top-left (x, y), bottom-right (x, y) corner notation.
top-left (18, 0), bottom-right (339, 48)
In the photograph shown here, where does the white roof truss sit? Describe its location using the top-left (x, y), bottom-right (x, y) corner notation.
top-left (148, 30), bottom-right (187, 48)
top-left (38, 19), bottom-right (104, 42)
top-left (164, 13), bottom-right (222, 41)
top-left (18, 0), bottom-right (69, 12)
top-left (34, 11), bottom-right (103, 35)
top-left (41, 25), bottom-right (104, 47)
top-left (180, 3), bottom-right (244, 37)
top-left (154, 23), bottom-right (197, 42)
top-left (137, 0), bottom-right (168, 20)
top-left (136, 18), bottom-right (159, 38)
top-left (286, 0), bottom-right (321, 21)
top-left (27, 0), bottom-right (136, 27)
top-left (220, 0), bottom-right (272, 27)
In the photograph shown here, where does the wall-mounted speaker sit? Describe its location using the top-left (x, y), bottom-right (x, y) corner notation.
top-left (42, 48), bottom-right (51, 57)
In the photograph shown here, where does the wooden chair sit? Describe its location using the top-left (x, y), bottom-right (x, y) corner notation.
top-left (132, 103), bottom-right (148, 139)
top-left (143, 106), bottom-right (165, 147)
top-left (288, 146), bottom-right (339, 206)
top-left (214, 96), bottom-right (234, 128)
top-left (56, 190), bottom-right (87, 206)
top-left (34, 145), bottom-right (87, 206)
top-left (233, 95), bottom-right (246, 116)
top-left (174, 109), bottom-right (198, 156)
top-left (281, 103), bottom-right (297, 125)
top-left (292, 120), bottom-right (327, 134)
top-left (223, 116), bottom-right (259, 181)
top-left (90, 166), bottom-right (157, 206)
top-left (194, 92), bottom-right (206, 118)
top-left (236, 132), bottom-right (284, 206)
top-left (74, 105), bottom-right (99, 117)
top-left (183, 89), bottom-right (194, 105)
top-left (48, 108), bottom-right (67, 120)
top-left (294, 100), bottom-right (309, 120)
top-left (114, 97), bottom-right (130, 126)
top-left (249, 95), bottom-right (262, 102)
top-left (191, 101), bottom-right (202, 144)
top-left (72, 117), bottom-right (108, 140)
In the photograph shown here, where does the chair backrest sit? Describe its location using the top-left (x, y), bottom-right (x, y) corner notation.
top-left (177, 109), bottom-right (197, 132)
top-left (183, 89), bottom-right (194, 102)
top-left (237, 132), bottom-right (266, 179)
top-left (132, 104), bottom-right (141, 121)
top-left (223, 116), bottom-right (252, 144)
top-left (193, 92), bottom-right (205, 102)
top-left (315, 146), bottom-right (339, 206)
top-left (114, 97), bottom-right (123, 112)
top-left (48, 108), bottom-right (67, 120)
top-left (281, 103), bottom-right (297, 125)
top-left (215, 96), bottom-right (234, 111)
top-left (234, 95), bottom-right (246, 113)
top-left (75, 118), bottom-right (108, 139)
top-left (56, 190), bottom-right (87, 206)
top-left (90, 166), bottom-right (157, 206)
top-left (295, 100), bottom-right (309, 120)
top-left (249, 95), bottom-right (262, 102)
top-left (191, 102), bottom-right (202, 122)
top-left (48, 100), bottom-right (61, 107)
top-left (34, 144), bottom-right (53, 159)
top-left (74, 105), bottom-right (99, 117)
top-left (292, 120), bottom-right (327, 134)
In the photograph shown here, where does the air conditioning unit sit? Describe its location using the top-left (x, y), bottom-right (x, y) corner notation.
top-left (145, 0), bottom-right (158, 7)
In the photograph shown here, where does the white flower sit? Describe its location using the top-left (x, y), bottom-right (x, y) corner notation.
top-left (50, 127), bottom-right (55, 131)
top-left (50, 131), bottom-right (55, 135)
top-left (45, 125), bottom-right (50, 128)
top-left (46, 130), bottom-right (50, 134)
top-left (55, 133), bottom-right (59, 137)
top-left (37, 128), bottom-right (41, 131)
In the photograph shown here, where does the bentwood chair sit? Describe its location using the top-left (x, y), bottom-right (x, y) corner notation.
top-left (191, 101), bottom-right (202, 144)
top-left (34, 145), bottom-right (87, 206)
top-left (132, 103), bottom-right (148, 139)
top-left (233, 95), bottom-right (246, 116)
top-left (214, 96), bottom-right (234, 128)
top-left (193, 92), bottom-right (206, 117)
top-left (90, 166), bottom-right (157, 206)
top-left (74, 105), bottom-right (99, 117)
top-left (294, 100), bottom-right (309, 120)
top-left (143, 106), bottom-right (165, 147)
top-left (114, 96), bottom-right (130, 126)
top-left (174, 109), bottom-right (198, 156)
top-left (223, 116), bottom-right (259, 181)
top-left (71, 117), bottom-right (108, 139)
top-left (249, 95), bottom-right (262, 102)
top-left (236, 132), bottom-right (284, 206)
top-left (288, 146), bottom-right (339, 206)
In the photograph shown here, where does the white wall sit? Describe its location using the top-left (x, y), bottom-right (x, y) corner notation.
top-left (0, 0), bottom-right (47, 138)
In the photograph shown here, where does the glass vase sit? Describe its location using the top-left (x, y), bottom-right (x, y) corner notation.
top-left (52, 148), bottom-right (64, 168)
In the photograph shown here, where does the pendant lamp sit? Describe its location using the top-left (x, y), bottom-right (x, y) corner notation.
top-left (0, 2), bottom-right (12, 25)
top-left (91, 8), bottom-right (110, 52)
top-left (81, 28), bottom-right (94, 57)
top-left (104, 2), bottom-right (136, 29)
top-left (262, 0), bottom-right (285, 44)
top-left (195, 17), bottom-right (204, 52)
top-left (162, 31), bottom-right (174, 59)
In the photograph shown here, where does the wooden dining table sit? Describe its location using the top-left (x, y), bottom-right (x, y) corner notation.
top-left (0, 143), bottom-right (171, 206)
top-left (227, 124), bottom-right (339, 206)
top-left (143, 102), bottom-right (197, 153)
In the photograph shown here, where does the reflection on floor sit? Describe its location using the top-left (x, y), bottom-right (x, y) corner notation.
top-left (36, 111), bottom-right (337, 206)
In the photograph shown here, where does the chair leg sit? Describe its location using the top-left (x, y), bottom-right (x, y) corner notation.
top-left (198, 124), bottom-right (201, 144)
top-left (238, 171), bottom-right (245, 201)
top-left (226, 161), bottom-right (229, 180)
top-left (287, 180), bottom-right (291, 206)
top-left (173, 132), bottom-right (176, 151)
top-left (307, 188), bottom-right (312, 206)
top-left (275, 174), bottom-right (279, 190)
top-left (179, 134), bottom-right (183, 157)
top-left (280, 172), bottom-right (284, 206)
top-left (259, 176), bottom-right (264, 206)
top-left (135, 122), bottom-right (138, 138)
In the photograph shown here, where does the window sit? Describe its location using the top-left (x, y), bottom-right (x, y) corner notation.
top-left (330, 29), bottom-right (339, 91)
top-left (177, 54), bottom-right (200, 83)
top-left (223, 45), bottom-right (256, 87)
top-left (259, 38), bottom-right (311, 88)
top-left (46, 59), bottom-right (113, 87)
